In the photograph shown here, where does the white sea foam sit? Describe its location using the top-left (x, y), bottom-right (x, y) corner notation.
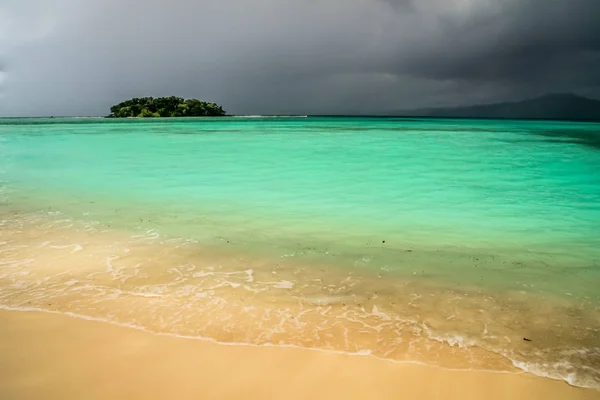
top-left (421, 324), bottom-right (477, 349)
top-left (272, 280), bottom-right (294, 289)
top-left (193, 271), bottom-right (215, 278)
top-left (512, 360), bottom-right (599, 390)
top-left (371, 305), bottom-right (392, 321)
top-left (303, 295), bottom-right (353, 306)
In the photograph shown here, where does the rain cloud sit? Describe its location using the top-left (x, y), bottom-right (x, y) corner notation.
top-left (1, 0), bottom-right (599, 116)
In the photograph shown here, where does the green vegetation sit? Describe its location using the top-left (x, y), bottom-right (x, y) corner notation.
top-left (107, 97), bottom-right (227, 118)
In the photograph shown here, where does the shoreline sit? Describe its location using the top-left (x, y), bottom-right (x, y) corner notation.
top-left (1, 309), bottom-right (599, 400)
top-left (0, 305), bottom-right (519, 374)
top-left (1, 215), bottom-right (600, 390)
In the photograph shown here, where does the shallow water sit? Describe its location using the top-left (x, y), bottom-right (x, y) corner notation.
top-left (1, 117), bottom-right (599, 388)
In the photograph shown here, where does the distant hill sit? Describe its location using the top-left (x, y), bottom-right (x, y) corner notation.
top-left (400, 94), bottom-right (600, 121)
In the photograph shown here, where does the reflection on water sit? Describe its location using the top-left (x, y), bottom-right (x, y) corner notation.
top-left (531, 128), bottom-right (600, 150)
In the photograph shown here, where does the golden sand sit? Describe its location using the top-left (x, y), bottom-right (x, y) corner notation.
top-left (0, 309), bottom-right (598, 400)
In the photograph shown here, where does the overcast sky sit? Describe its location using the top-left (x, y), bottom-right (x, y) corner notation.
top-left (1, 0), bottom-right (599, 116)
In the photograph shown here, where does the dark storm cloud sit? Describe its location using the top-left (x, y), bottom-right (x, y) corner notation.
top-left (1, 0), bottom-right (599, 116)
top-left (396, 0), bottom-right (600, 83)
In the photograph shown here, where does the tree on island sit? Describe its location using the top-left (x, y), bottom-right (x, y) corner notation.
top-left (107, 97), bottom-right (227, 118)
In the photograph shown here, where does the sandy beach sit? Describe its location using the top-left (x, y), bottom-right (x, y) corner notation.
top-left (1, 309), bottom-right (598, 400)
top-left (2, 117), bottom-right (600, 398)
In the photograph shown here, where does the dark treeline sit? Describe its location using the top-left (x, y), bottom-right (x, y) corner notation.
top-left (107, 97), bottom-right (227, 118)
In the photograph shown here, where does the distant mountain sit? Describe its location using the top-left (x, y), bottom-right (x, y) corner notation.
top-left (400, 94), bottom-right (600, 121)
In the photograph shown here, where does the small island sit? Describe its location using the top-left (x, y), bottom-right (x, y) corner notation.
top-left (107, 97), bottom-right (227, 118)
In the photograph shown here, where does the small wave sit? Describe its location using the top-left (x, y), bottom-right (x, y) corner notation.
top-left (264, 280), bottom-right (294, 289)
top-left (423, 327), bottom-right (479, 350)
top-left (512, 359), bottom-right (600, 390)
top-left (302, 295), bottom-right (354, 306)
top-left (193, 271), bottom-right (215, 278)
top-left (40, 242), bottom-right (84, 253)
top-left (422, 325), bottom-right (600, 390)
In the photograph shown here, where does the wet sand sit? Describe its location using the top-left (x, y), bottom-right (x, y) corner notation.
top-left (2, 218), bottom-right (600, 389)
top-left (1, 309), bottom-right (598, 400)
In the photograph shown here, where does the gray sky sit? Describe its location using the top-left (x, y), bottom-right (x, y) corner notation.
top-left (1, 0), bottom-right (599, 116)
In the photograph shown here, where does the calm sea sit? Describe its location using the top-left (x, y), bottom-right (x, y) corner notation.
top-left (1, 117), bottom-right (599, 388)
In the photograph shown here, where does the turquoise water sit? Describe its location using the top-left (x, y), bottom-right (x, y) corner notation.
top-left (1, 117), bottom-right (600, 387)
